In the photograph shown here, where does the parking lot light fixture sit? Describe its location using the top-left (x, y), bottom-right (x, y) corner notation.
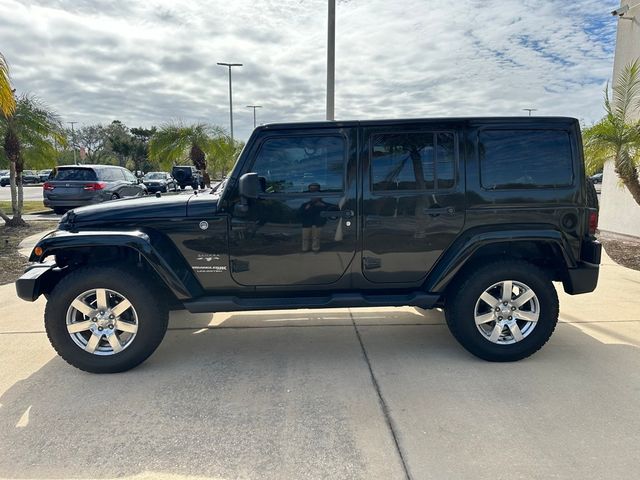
top-left (217, 62), bottom-right (243, 143)
top-left (246, 105), bottom-right (262, 129)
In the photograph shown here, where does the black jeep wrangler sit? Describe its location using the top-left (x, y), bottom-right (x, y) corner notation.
top-left (16, 118), bottom-right (601, 373)
top-left (171, 165), bottom-right (205, 190)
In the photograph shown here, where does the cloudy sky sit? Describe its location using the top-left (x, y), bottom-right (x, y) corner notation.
top-left (1, 0), bottom-right (619, 140)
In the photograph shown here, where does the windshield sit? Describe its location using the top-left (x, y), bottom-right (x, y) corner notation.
top-left (144, 172), bottom-right (165, 180)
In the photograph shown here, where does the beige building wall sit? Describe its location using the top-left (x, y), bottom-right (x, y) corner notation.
top-left (599, 2), bottom-right (640, 237)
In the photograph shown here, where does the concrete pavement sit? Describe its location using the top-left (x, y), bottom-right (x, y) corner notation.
top-left (1, 251), bottom-right (640, 479)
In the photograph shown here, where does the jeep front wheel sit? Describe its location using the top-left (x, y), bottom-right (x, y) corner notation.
top-left (44, 266), bottom-right (169, 373)
top-left (445, 261), bottom-right (558, 362)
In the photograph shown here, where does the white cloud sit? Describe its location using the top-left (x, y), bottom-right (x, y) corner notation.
top-left (0, 0), bottom-right (618, 140)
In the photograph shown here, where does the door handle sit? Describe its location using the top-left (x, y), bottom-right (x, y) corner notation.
top-left (423, 206), bottom-right (456, 217)
top-left (320, 209), bottom-right (354, 219)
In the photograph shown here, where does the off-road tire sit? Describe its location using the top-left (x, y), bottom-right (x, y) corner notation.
top-left (44, 266), bottom-right (169, 373)
top-left (445, 260), bottom-right (558, 362)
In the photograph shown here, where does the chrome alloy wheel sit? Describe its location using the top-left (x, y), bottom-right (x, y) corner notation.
top-left (65, 288), bottom-right (139, 356)
top-left (474, 280), bottom-right (540, 345)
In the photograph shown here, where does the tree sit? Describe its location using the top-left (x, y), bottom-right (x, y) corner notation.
top-left (129, 126), bottom-right (157, 173)
top-left (149, 123), bottom-right (228, 186)
top-left (0, 52), bottom-right (15, 117)
top-left (209, 135), bottom-right (244, 178)
top-left (583, 60), bottom-right (640, 206)
top-left (0, 95), bottom-right (64, 226)
top-left (72, 124), bottom-right (112, 164)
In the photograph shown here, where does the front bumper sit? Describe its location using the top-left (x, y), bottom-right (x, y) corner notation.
top-left (145, 184), bottom-right (168, 192)
top-left (15, 262), bottom-right (60, 301)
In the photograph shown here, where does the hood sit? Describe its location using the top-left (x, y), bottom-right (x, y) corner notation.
top-left (66, 194), bottom-right (193, 224)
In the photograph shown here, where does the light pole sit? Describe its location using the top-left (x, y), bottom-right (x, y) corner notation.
top-left (246, 105), bottom-right (262, 128)
top-left (67, 121), bottom-right (78, 165)
top-left (326, 0), bottom-right (335, 120)
top-left (523, 108), bottom-right (537, 116)
top-left (217, 62), bottom-right (243, 143)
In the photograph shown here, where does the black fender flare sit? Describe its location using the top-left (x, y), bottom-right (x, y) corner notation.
top-left (424, 227), bottom-right (576, 293)
top-left (29, 230), bottom-right (202, 300)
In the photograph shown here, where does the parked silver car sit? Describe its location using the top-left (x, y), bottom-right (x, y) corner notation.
top-left (43, 165), bottom-right (147, 214)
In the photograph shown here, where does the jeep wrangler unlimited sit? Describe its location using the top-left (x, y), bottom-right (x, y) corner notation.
top-left (16, 118), bottom-right (601, 373)
top-left (171, 165), bottom-right (205, 190)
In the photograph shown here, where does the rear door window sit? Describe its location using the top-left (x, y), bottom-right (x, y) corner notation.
top-left (370, 131), bottom-right (457, 192)
top-left (54, 168), bottom-right (97, 181)
top-left (479, 129), bottom-right (574, 189)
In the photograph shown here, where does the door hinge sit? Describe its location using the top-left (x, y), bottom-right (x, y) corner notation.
top-left (231, 259), bottom-right (250, 273)
top-left (363, 257), bottom-right (382, 270)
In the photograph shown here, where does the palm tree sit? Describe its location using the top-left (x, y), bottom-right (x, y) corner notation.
top-left (0, 52), bottom-right (16, 117)
top-left (583, 60), bottom-right (640, 206)
top-left (209, 135), bottom-right (244, 177)
top-left (0, 94), bottom-right (65, 226)
top-left (149, 122), bottom-right (230, 186)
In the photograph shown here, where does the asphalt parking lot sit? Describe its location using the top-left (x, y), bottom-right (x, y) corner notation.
top-left (1, 250), bottom-right (639, 479)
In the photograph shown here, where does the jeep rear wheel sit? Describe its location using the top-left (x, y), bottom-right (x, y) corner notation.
top-left (445, 260), bottom-right (558, 362)
top-left (44, 266), bottom-right (169, 373)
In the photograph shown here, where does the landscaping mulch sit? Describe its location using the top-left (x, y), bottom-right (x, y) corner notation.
top-left (599, 232), bottom-right (640, 272)
top-left (0, 221), bottom-right (58, 285)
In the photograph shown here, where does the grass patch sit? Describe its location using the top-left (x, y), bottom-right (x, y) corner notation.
top-left (0, 221), bottom-right (59, 285)
top-left (0, 200), bottom-right (50, 214)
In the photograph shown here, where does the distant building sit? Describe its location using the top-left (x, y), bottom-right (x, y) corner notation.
top-left (600, 2), bottom-right (640, 237)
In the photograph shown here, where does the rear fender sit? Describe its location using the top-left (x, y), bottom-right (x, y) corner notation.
top-left (424, 227), bottom-right (576, 293)
top-left (29, 230), bottom-right (202, 300)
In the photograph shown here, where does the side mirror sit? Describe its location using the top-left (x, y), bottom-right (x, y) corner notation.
top-left (239, 172), bottom-right (260, 199)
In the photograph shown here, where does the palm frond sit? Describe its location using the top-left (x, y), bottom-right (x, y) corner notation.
top-left (0, 52), bottom-right (16, 117)
top-left (612, 60), bottom-right (640, 122)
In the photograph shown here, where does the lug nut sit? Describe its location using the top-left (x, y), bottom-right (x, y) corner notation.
top-left (98, 326), bottom-right (103, 331)
top-left (91, 318), bottom-right (97, 322)
top-left (511, 306), bottom-right (516, 311)
top-left (100, 311), bottom-right (105, 315)
top-left (503, 301), bottom-right (508, 306)
top-left (495, 307), bottom-right (500, 312)
top-left (508, 316), bottom-right (512, 320)
top-left (498, 316), bottom-right (503, 321)
top-left (108, 324), bottom-right (113, 329)
top-left (109, 314), bottom-right (115, 320)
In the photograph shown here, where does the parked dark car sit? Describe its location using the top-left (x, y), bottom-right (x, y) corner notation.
top-left (43, 165), bottom-right (147, 214)
top-left (17, 117), bottom-right (601, 373)
top-left (1, 170), bottom-right (39, 186)
top-left (38, 169), bottom-right (53, 182)
top-left (22, 170), bottom-right (40, 184)
top-left (142, 171), bottom-right (177, 193)
top-left (171, 165), bottom-right (204, 190)
top-left (590, 173), bottom-right (603, 193)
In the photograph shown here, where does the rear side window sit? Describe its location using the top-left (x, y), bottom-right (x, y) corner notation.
top-left (371, 131), bottom-right (456, 192)
top-left (479, 130), bottom-right (573, 189)
top-left (98, 168), bottom-right (122, 181)
top-left (54, 168), bottom-right (97, 181)
top-left (122, 169), bottom-right (137, 182)
top-left (252, 135), bottom-right (345, 193)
